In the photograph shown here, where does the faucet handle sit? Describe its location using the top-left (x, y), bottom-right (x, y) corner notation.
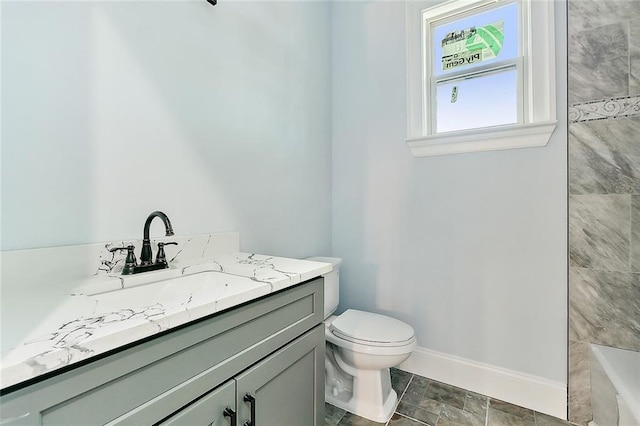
top-left (108, 245), bottom-right (138, 274)
top-left (156, 242), bottom-right (178, 265)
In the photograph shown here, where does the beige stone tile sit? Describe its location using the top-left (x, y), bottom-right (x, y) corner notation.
top-left (424, 381), bottom-right (466, 410)
top-left (487, 407), bottom-right (534, 426)
top-left (489, 398), bottom-right (535, 421)
top-left (436, 405), bottom-right (484, 426)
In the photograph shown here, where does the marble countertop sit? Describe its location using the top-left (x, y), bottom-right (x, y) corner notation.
top-left (0, 252), bottom-right (331, 391)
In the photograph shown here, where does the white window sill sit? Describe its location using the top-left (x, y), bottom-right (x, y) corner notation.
top-left (406, 121), bottom-right (557, 157)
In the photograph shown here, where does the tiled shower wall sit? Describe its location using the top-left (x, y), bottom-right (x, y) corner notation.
top-left (567, 1), bottom-right (640, 424)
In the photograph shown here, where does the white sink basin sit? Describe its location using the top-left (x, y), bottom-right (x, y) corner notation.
top-left (94, 271), bottom-right (272, 315)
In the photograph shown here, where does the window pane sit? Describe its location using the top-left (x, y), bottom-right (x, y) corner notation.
top-left (435, 67), bottom-right (518, 133)
top-left (432, 2), bottom-right (519, 77)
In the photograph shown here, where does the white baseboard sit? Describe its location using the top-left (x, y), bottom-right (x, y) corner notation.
top-left (398, 346), bottom-right (567, 420)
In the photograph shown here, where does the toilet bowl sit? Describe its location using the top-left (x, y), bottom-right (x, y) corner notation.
top-left (306, 257), bottom-right (416, 423)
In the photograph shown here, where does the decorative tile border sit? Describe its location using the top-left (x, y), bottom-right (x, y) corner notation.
top-left (569, 95), bottom-right (640, 123)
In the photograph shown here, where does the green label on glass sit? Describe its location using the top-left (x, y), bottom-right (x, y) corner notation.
top-left (441, 21), bottom-right (504, 71)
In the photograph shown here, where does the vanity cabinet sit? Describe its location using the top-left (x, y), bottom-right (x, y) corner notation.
top-left (0, 278), bottom-right (324, 426)
top-left (159, 325), bottom-right (323, 426)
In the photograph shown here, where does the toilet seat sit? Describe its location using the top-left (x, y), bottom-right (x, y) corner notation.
top-left (329, 309), bottom-right (416, 350)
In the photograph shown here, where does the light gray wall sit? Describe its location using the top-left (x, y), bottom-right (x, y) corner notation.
top-left (1, 1), bottom-right (332, 257)
top-left (331, 1), bottom-right (568, 383)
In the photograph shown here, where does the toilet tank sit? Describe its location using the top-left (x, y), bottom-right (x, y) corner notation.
top-left (306, 257), bottom-right (341, 319)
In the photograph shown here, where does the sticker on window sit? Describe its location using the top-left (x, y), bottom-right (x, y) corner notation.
top-left (441, 21), bottom-right (504, 71)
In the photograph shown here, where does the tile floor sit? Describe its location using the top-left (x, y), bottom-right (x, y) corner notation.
top-left (325, 368), bottom-right (579, 426)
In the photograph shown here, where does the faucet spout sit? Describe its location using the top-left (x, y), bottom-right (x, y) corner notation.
top-left (140, 211), bottom-right (174, 265)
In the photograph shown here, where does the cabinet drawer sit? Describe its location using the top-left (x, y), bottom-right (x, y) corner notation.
top-left (1, 278), bottom-right (323, 426)
top-left (159, 380), bottom-right (235, 426)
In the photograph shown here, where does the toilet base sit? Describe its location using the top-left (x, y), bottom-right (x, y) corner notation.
top-left (325, 388), bottom-right (397, 423)
top-left (325, 367), bottom-right (398, 423)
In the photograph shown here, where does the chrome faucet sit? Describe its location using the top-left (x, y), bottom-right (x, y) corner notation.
top-left (110, 211), bottom-right (177, 275)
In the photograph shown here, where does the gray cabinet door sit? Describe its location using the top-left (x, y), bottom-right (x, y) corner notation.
top-left (160, 379), bottom-right (236, 426)
top-left (235, 325), bottom-right (324, 426)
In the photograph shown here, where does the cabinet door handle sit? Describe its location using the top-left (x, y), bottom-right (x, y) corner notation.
top-left (223, 406), bottom-right (237, 426)
top-left (243, 393), bottom-right (256, 426)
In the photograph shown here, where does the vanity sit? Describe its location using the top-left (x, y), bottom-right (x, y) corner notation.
top-left (0, 231), bottom-right (331, 425)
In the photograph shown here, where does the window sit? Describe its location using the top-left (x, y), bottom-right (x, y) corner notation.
top-left (406, 0), bottom-right (557, 157)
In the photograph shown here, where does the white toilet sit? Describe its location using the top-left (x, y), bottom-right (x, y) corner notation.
top-left (307, 257), bottom-right (417, 423)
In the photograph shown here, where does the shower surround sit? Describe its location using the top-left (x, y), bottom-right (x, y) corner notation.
top-left (567, 0), bottom-right (640, 424)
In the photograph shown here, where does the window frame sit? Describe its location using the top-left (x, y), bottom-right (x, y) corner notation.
top-left (405, 0), bottom-right (557, 157)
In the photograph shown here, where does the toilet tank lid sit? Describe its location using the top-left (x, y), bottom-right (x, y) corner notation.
top-left (330, 309), bottom-right (415, 345)
top-left (306, 257), bottom-right (342, 268)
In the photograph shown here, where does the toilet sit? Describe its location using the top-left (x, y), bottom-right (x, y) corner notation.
top-left (307, 257), bottom-right (417, 423)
